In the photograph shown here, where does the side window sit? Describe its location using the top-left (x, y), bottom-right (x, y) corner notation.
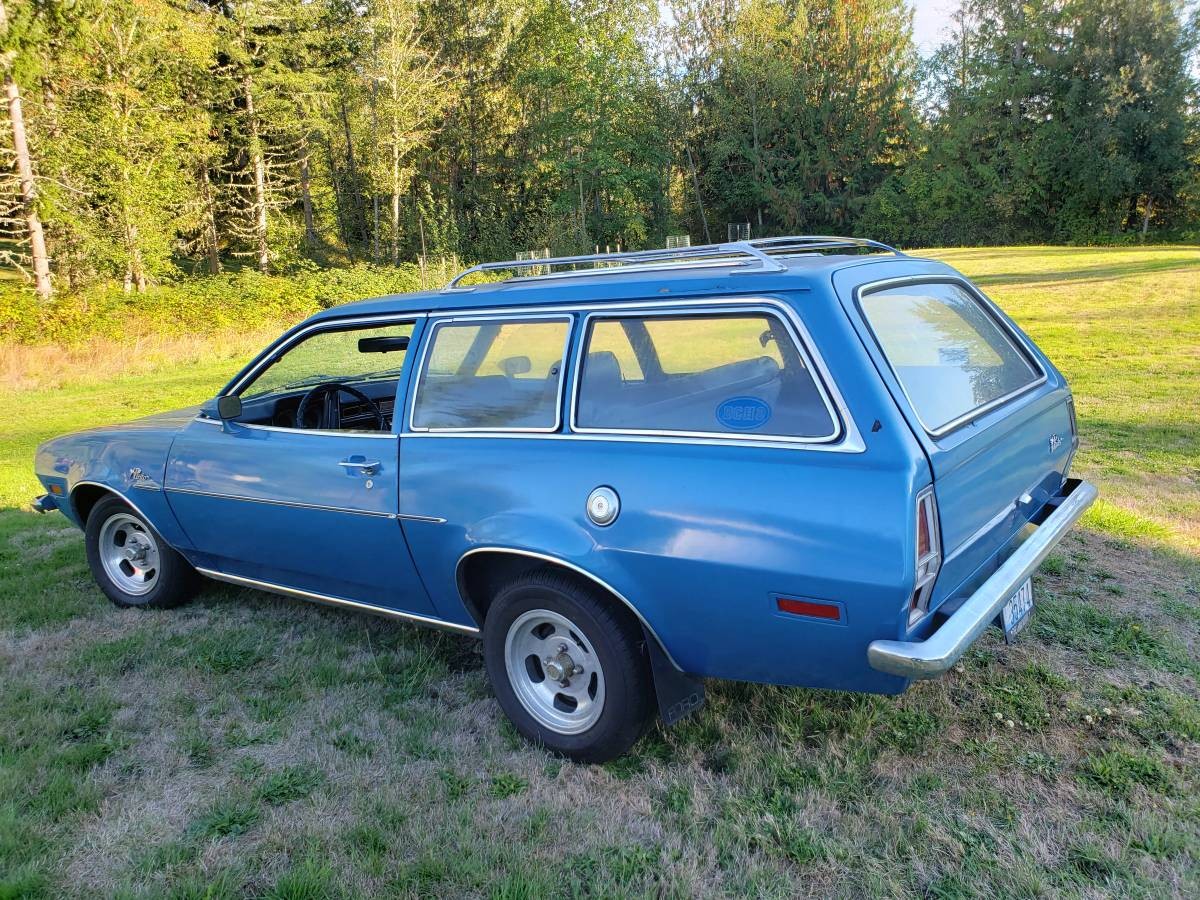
top-left (241, 323), bottom-right (415, 401)
top-left (411, 318), bottom-right (571, 431)
top-left (575, 311), bottom-right (838, 440)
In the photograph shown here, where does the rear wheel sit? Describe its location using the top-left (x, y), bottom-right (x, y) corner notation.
top-left (483, 569), bottom-right (654, 762)
top-left (84, 495), bottom-right (198, 609)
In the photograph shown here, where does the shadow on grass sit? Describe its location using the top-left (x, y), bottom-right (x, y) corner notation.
top-left (970, 257), bottom-right (1200, 288)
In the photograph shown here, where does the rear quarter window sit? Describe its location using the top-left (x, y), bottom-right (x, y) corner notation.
top-left (859, 280), bottom-right (1043, 434)
top-left (574, 310), bottom-right (838, 441)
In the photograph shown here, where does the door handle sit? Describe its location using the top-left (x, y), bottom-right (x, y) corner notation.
top-left (339, 458), bottom-right (380, 476)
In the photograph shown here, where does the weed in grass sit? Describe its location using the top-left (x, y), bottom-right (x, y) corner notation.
top-left (190, 629), bottom-right (268, 674)
top-left (1035, 597), bottom-right (1196, 675)
top-left (330, 730), bottom-right (374, 757)
top-left (1160, 595), bottom-right (1200, 624)
top-left (345, 822), bottom-right (390, 870)
top-left (661, 782), bottom-right (693, 817)
top-left (1040, 553), bottom-right (1067, 576)
top-left (1078, 749), bottom-right (1173, 798)
top-left (1099, 683), bottom-right (1200, 745)
top-left (1066, 841), bottom-right (1127, 882)
top-left (264, 855), bottom-right (341, 900)
top-left (188, 798), bottom-right (262, 839)
top-left (256, 765), bottom-right (325, 805)
top-left (163, 869), bottom-right (245, 900)
top-left (488, 773), bottom-right (528, 799)
top-left (1130, 822), bottom-right (1189, 859)
top-left (233, 757), bottom-right (266, 781)
top-left (569, 844), bottom-right (660, 889)
top-left (390, 855), bottom-right (454, 894)
top-left (1017, 750), bottom-right (1061, 780)
top-left (522, 807), bottom-right (551, 841)
top-left (1082, 500), bottom-right (1172, 543)
top-left (879, 708), bottom-right (940, 753)
top-left (177, 726), bottom-right (215, 768)
top-left (438, 769), bottom-right (474, 800)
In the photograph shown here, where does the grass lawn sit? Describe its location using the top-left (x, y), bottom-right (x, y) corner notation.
top-left (0, 245), bottom-right (1197, 897)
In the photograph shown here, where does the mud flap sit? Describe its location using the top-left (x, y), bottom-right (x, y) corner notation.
top-left (642, 626), bottom-right (705, 726)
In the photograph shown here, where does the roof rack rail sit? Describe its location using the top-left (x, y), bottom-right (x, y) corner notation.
top-left (443, 235), bottom-right (903, 292)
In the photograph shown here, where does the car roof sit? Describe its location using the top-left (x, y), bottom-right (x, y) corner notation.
top-left (307, 251), bottom-right (956, 324)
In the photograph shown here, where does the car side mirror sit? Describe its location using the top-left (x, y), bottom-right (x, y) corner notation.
top-left (216, 395), bottom-right (242, 420)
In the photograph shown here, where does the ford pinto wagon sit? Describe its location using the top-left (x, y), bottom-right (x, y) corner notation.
top-left (33, 237), bottom-right (1097, 762)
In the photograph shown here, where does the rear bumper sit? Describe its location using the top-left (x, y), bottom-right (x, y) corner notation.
top-left (867, 478), bottom-right (1098, 679)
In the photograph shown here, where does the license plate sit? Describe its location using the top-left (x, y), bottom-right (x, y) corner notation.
top-left (1000, 578), bottom-right (1034, 643)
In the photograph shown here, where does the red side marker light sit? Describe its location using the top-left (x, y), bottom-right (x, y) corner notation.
top-left (777, 597), bottom-right (841, 621)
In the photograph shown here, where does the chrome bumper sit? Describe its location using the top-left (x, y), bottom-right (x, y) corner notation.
top-left (868, 479), bottom-right (1098, 679)
top-left (31, 493), bottom-right (59, 514)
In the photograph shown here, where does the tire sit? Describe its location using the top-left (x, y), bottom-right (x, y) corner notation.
top-left (84, 494), bottom-right (199, 610)
top-left (483, 568), bottom-right (655, 763)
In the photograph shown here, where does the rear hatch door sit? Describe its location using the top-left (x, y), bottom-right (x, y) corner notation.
top-left (833, 260), bottom-right (1076, 615)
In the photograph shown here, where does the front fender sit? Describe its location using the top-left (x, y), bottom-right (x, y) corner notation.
top-left (35, 424), bottom-right (191, 548)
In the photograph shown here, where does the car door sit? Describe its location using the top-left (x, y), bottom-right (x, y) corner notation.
top-left (164, 316), bottom-right (435, 615)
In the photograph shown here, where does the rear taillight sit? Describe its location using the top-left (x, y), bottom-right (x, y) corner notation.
top-left (1067, 395), bottom-right (1079, 448)
top-left (909, 487), bottom-right (942, 626)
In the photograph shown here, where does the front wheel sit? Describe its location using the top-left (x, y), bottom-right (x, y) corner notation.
top-left (84, 495), bottom-right (198, 610)
top-left (483, 569), bottom-right (654, 763)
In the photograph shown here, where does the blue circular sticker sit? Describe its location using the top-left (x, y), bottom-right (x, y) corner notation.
top-left (716, 396), bottom-right (772, 431)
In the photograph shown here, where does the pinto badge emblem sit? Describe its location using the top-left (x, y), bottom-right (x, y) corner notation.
top-left (1048, 434), bottom-right (1062, 453)
top-left (127, 466), bottom-right (157, 489)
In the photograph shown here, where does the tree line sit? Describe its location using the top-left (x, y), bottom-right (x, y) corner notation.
top-left (1, 0), bottom-right (1196, 301)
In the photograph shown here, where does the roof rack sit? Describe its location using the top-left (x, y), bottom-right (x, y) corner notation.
top-left (442, 235), bottom-right (904, 291)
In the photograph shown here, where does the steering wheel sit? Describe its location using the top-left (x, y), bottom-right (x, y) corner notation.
top-left (295, 382), bottom-right (384, 431)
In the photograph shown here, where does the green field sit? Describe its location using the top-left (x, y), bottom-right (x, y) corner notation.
top-left (1, 246), bottom-right (1198, 897)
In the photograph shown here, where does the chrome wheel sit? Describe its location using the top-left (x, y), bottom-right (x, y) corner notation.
top-left (97, 512), bottom-right (160, 597)
top-left (504, 608), bottom-right (605, 735)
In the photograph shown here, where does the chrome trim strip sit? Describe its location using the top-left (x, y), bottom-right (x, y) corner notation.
top-left (225, 312), bottom-right (426, 398)
top-left (396, 513), bottom-right (447, 524)
top-left (867, 479), bottom-right (1098, 679)
top-left (399, 296), bottom-right (864, 453)
top-left (456, 546), bottom-right (684, 670)
top-left (568, 302), bottom-right (843, 446)
top-left (195, 567), bottom-right (480, 635)
top-left (853, 275), bottom-right (1049, 439)
top-left (191, 415), bottom-right (399, 439)
top-left (407, 313), bottom-right (573, 434)
top-left (70, 480), bottom-right (167, 533)
top-left (165, 486), bottom-right (398, 519)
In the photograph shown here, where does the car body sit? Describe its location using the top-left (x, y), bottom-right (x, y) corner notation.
top-left (33, 236), bottom-right (1097, 760)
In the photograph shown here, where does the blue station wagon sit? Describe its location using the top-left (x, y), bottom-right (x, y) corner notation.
top-left (33, 237), bottom-right (1097, 761)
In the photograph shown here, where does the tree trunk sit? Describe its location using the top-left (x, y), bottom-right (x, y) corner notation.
top-left (200, 164), bottom-right (222, 274)
top-left (325, 134), bottom-right (355, 262)
top-left (338, 97), bottom-right (366, 245)
top-left (684, 144), bottom-right (711, 244)
top-left (390, 120), bottom-right (401, 265)
top-left (244, 75), bottom-right (269, 272)
top-left (4, 79), bottom-right (52, 300)
top-left (1140, 197), bottom-right (1154, 238)
top-left (299, 138), bottom-right (317, 250)
top-left (122, 217), bottom-right (147, 294)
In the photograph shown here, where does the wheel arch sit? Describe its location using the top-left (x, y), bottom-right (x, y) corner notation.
top-left (71, 481), bottom-right (168, 535)
top-left (456, 546), bottom-right (706, 725)
top-left (455, 547), bottom-right (680, 670)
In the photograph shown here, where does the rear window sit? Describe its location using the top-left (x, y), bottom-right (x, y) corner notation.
top-left (412, 318), bottom-right (570, 431)
top-left (574, 311), bottom-right (838, 440)
top-left (859, 281), bottom-right (1042, 433)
